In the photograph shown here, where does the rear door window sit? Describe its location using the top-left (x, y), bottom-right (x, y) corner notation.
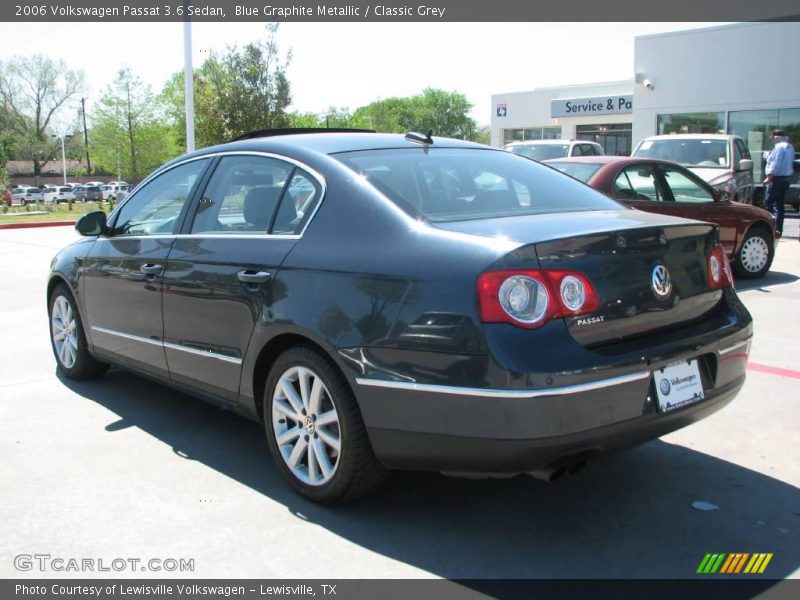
top-left (190, 155), bottom-right (292, 234)
top-left (613, 165), bottom-right (663, 201)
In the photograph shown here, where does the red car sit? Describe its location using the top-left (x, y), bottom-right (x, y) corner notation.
top-left (546, 156), bottom-right (777, 279)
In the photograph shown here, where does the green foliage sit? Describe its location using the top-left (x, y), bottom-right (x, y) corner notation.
top-left (351, 88), bottom-right (478, 139)
top-left (162, 24), bottom-right (292, 148)
top-left (91, 68), bottom-right (179, 180)
top-left (0, 55), bottom-right (85, 175)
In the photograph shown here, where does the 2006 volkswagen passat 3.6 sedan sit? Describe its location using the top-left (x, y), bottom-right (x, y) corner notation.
top-left (48, 130), bottom-right (752, 503)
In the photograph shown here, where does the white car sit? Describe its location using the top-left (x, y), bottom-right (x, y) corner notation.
top-left (85, 181), bottom-right (105, 188)
top-left (632, 134), bottom-right (754, 203)
top-left (503, 139), bottom-right (604, 161)
top-left (42, 186), bottom-right (76, 203)
top-left (10, 187), bottom-right (44, 204)
top-left (101, 184), bottom-right (129, 201)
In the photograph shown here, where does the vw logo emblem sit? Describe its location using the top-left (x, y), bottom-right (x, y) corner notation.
top-left (652, 264), bottom-right (672, 298)
top-left (305, 416), bottom-right (316, 435)
top-left (659, 378), bottom-right (671, 396)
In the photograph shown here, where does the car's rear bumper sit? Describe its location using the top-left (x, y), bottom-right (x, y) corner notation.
top-left (347, 332), bottom-right (750, 472)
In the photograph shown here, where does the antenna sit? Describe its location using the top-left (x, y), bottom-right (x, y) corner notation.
top-left (405, 131), bottom-right (434, 145)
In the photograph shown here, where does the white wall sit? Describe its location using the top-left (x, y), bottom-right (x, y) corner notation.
top-left (490, 81), bottom-right (632, 147)
top-left (632, 22), bottom-right (800, 145)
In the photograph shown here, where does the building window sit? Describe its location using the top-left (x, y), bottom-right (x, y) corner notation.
top-left (657, 112), bottom-right (725, 135)
top-left (728, 108), bottom-right (800, 181)
top-left (576, 123), bottom-right (632, 156)
top-left (503, 127), bottom-right (561, 145)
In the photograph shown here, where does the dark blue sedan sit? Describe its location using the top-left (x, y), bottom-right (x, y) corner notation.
top-left (47, 131), bottom-right (752, 503)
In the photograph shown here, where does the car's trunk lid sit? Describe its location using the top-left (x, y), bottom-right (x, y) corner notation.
top-left (435, 210), bottom-right (723, 347)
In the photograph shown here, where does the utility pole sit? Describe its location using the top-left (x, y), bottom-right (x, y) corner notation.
top-left (183, 11), bottom-right (195, 153)
top-left (81, 97), bottom-right (92, 175)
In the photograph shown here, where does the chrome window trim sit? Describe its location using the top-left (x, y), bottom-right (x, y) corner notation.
top-left (355, 370), bottom-right (651, 399)
top-left (719, 338), bottom-right (752, 356)
top-left (96, 234), bottom-right (301, 241)
top-left (92, 326), bottom-right (242, 365)
top-left (107, 150), bottom-right (326, 240)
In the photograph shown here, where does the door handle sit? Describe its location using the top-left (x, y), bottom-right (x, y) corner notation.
top-left (140, 263), bottom-right (163, 275)
top-left (237, 270), bottom-right (271, 284)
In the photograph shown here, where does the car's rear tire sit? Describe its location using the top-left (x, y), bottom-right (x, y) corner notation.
top-left (48, 284), bottom-right (109, 379)
top-left (263, 346), bottom-right (388, 503)
top-left (733, 227), bottom-right (774, 279)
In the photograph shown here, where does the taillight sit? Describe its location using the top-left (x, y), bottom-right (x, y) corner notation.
top-left (707, 246), bottom-right (733, 289)
top-left (477, 269), bottom-right (599, 329)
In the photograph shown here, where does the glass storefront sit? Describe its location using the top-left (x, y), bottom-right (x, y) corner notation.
top-left (576, 123), bottom-right (632, 156)
top-left (655, 108), bottom-right (799, 206)
top-left (503, 126), bottom-right (561, 145)
top-left (728, 108), bottom-right (800, 182)
top-left (657, 112), bottom-right (725, 135)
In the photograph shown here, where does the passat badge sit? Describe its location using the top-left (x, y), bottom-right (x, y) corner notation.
top-left (652, 264), bottom-right (672, 298)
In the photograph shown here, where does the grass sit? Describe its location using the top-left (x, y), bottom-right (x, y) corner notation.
top-left (0, 202), bottom-right (111, 226)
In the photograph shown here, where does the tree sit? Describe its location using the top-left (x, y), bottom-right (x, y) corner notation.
top-left (352, 89), bottom-right (477, 139)
top-left (162, 24), bottom-right (292, 148)
top-left (0, 55), bottom-right (85, 177)
top-left (91, 68), bottom-right (179, 180)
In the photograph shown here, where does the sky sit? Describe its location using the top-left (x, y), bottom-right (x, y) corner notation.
top-left (0, 21), bottom-right (726, 128)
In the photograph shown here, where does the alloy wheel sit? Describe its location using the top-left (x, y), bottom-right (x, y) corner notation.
top-left (51, 295), bottom-right (78, 369)
top-left (271, 366), bottom-right (341, 486)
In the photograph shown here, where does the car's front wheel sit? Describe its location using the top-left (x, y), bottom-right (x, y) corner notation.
top-left (733, 227), bottom-right (774, 279)
top-left (48, 284), bottom-right (109, 379)
top-left (263, 346), bottom-right (387, 503)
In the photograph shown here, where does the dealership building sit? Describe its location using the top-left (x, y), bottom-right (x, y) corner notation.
top-left (490, 22), bottom-right (800, 181)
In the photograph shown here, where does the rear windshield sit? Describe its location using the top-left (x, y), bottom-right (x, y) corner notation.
top-left (547, 162), bottom-right (603, 183)
top-left (334, 148), bottom-right (622, 222)
top-left (633, 138), bottom-right (730, 169)
top-left (507, 144), bottom-right (571, 161)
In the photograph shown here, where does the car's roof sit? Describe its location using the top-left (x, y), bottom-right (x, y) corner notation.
top-left (640, 134), bottom-right (739, 141)
top-left (186, 132), bottom-right (486, 159)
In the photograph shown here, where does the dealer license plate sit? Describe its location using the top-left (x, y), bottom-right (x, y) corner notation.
top-left (654, 359), bottom-right (705, 413)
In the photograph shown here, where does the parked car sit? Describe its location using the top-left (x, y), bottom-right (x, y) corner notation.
top-left (107, 180), bottom-right (130, 187)
top-left (10, 187), bottom-right (43, 205)
top-left (9, 187), bottom-right (28, 206)
top-left (85, 181), bottom-right (105, 188)
top-left (632, 134), bottom-right (754, 204)
top-left (84, 186), bottom-right (103, 201)
top-left (42, 186), bottom-right (75, 203)
top-left (546, 156), bottom-right (776, 278)
top-left (70, 185), bottom-right (87, 202)
top-left (100, 184), bottom-right (128, 201)
top-left (48, 131), bottom-right (752, 503)
top-left (503, 139), bottom-right (604, 161)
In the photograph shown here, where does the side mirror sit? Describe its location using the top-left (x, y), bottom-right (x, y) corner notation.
top-left (711, 188), bottom-right (730, 202)
top-left (75, 210), bottom-right (107, 236)
top-left (738, 158), bottom-right (753, 172)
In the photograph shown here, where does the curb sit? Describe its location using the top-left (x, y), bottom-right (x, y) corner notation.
top-left (0, 221), bottom-right (76, 230)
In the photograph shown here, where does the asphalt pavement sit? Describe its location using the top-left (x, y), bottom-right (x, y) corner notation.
top-left (0, 221), bottom-right (798, 581)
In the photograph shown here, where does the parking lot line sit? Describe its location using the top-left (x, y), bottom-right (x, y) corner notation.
top-left (747, 362), bottom-right (800, 380)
